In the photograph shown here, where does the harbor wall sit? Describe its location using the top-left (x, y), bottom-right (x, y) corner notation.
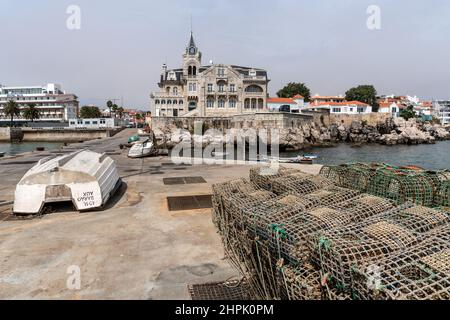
top-left (20, 128), bottom-right (123, 142)
top-left (151, 113), bottom-right (316, 132)
top-left (0, 128), bottom-right (24, 142)
top-left (329, 113), bottom-right (392, 126)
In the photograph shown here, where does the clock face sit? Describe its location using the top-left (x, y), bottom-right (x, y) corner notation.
top-left (189, 47), bottom-right (196, 55)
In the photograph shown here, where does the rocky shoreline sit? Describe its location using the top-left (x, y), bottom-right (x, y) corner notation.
top-left (153, 117), bottom-right (450, 151)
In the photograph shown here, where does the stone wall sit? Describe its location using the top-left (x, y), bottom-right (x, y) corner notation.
top-left (21, 128), bottom-right (122, 142)
top-left (0, 128), bottom-right (24, 142)
top-left (151, 112), bottom-right (315, 132)
top-left (329, 113), bottom-right (391, 127)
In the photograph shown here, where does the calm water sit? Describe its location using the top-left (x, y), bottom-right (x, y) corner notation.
top-left (282, 140), bottom-right (450, 171)
top-left (0, 142), bottom-right (64, 156)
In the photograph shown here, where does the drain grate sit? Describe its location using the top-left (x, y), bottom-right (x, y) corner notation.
top-left (188, 279), bottom-right (250, 300)
top-left (167, 195), bottom-right (212, 211)
top-left (163, 176), bottom-right (207, 185)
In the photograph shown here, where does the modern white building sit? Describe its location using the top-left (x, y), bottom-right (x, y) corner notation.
top-left (305, 101), bottom-right (372, 114)
top-left (69, 118), bottom-right (117, 129)
top-left (267, 95), bottom-right (306, 113)
top-left (433, 101), bottom-right (450, 125)
top-left (0, 83), bottom-right (78, 122)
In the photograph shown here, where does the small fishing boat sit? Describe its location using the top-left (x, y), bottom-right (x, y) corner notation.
top-left (13, 150), bottom-right (121, 215)
top-left (128, 139), bottom-right (155, 158)
top-left (302, 154), bottom-right (318, 160)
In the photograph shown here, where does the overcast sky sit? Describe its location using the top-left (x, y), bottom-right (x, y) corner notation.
top-left (1, 0), bottom-right (449, 110)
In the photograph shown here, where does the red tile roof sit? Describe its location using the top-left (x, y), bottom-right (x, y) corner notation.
top-left (267, 97), bottom-right (296, 104)
top-left (311, 101), bottom-right (369, 107)
top-left (292, 94), bottom-right (304, 99)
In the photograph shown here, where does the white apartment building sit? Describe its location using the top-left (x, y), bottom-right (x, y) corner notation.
top-left (0, 83), bottom-right (79, 122)
top-left (69, 118), bottom-right (117, 129)
top-left (433, 101), bottom-right (450, 125)
top-left (304, 101), bottom-right (372, 114)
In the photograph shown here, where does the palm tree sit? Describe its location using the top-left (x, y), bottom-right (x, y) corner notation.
top-left (117, 107), bottom-right (124, 119)
top-left (22, 103), bottom-right (40, 122)
top-left (4, 100), bottom-right (21, 127)
top-left (112, 104), bottom-right (118, 118)
top-left (107, 100), bottom-right (113, 117)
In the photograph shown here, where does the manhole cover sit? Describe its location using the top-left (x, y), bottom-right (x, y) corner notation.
top-left (167, 195), bottom-right (212, 211)
top-left (163, 177), bottom-right (207, 185)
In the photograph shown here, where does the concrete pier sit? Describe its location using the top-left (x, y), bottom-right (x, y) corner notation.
top-left (0, 129), bottom-right (321, 299)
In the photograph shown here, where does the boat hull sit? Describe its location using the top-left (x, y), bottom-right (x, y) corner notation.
top-left (13, 150), bottom-right (121, 215)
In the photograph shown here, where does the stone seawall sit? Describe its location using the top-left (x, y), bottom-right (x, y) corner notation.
top-left (20, 128), bottom-right (123, 142)
top-left (150, 113), bottom-right (450, 151)
top-left (0, 128), bottom-right (24, 142)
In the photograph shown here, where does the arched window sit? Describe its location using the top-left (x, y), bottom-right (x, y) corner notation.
top-left (244, 99), bottom-right (250, 109)
top-left (218, 99), bottom-right (226, 108)
top-left (179, 100), bottom-right (184, 105)
top-left (251, 98), bottom-right (257, 109)
top-left (173, 87), bottom-right (178, 95)
top-left (229, 99), bottom-right (237, 108)
top-left (245, 85), bottom-right (263, 93)
top-left (166, 87), bottom-right (171, 94)
top-left (155, 100), bottom-right (160, 105)
top-left (167, 100), bottom-right (172, 105)
top-left (173, 100), bottom-right (178, 105)
top-left (188, 66), bottom-right (192, 76)
top-left (258, 99), bottom-right (264, 109)
top-left (206, 99), bottom-right (214, 108)
top-left (161, 100), bottom-right (166, 104)
top-left (217, 80), bottom-right (226, 93)
top-left (193, 66), bottom-right (197, 76)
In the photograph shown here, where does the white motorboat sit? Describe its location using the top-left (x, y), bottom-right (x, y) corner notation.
top-left (13, 150), bottom-right (121, 215)
top-left (128, 139), bottom-right (155, 158)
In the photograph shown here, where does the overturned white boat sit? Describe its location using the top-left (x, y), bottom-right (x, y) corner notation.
top-left (128, 139), bottom-right (155, 158)
top-left (13, 150), bottom-right (122, 215)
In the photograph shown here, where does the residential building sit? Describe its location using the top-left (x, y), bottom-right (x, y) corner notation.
top-left (267, 98), bottom-right (300, 113)
top-left (0, 83), bottom-right (78, 122)
top-left (69, 118), bottom-right (117, 129)
top-left (150, 32), bottom-right (269, 117)
top-left (310, 95), bottom-right (345, 105)
top-left (304, 101), bottom-right (372, 114)
top-left (378, 102), bottom-right (400, 117)
top-left (433, 101), bottom-right (450, 125)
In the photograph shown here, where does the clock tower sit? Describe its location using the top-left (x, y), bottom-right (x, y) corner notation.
top-left (183, 32), bottom-right (202, 78)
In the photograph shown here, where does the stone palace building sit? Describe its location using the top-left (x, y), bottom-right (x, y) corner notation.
top-left (150, 33), bottom-right (269, 117)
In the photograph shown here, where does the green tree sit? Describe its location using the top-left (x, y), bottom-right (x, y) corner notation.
top-left (112, 104), bottom-right (118, 117)
top-left (345, 85), bottom-right (379, 111)
top-left (80, 106), bottom-right (102, 119)
top-left (399, 105), bottom-right (417, 121)
top-left (277, 82), bottom-right (311, 102)
top-left (117, 107), bottom-right (124, 119)
top-left (22, 103), bottom-right (40, 122)
top-left (4, 100), bottom-right (21, 126)
top-left (106, 100), bottom-right (113, 117)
